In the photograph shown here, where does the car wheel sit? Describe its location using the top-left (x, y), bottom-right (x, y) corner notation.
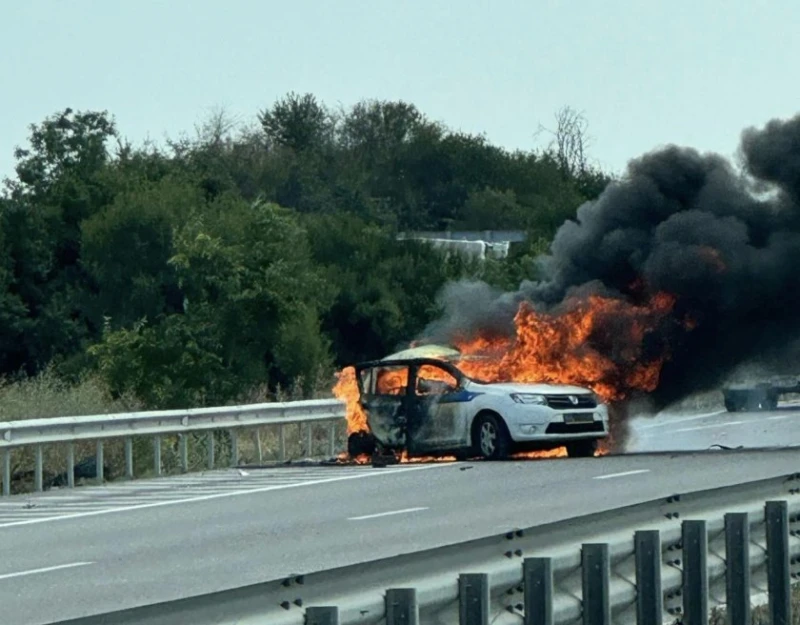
top-left (766, 394), bottom-right (779, 411)
top-left (566, 439), bottom-right (597, 458)
top-left (723, 394), bottom-right (739, 412)
top-left (474, 413), bottom-right (511, 460)
top-left (347, 431), bottom-right (376, 457)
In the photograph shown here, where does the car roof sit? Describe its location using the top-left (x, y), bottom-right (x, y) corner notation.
top-left (381, 344), bottom-right (461, 361)
top-left (354, 356), bottom-right (462, 369)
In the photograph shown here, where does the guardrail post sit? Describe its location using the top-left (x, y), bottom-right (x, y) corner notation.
top-left (459, 573), bottom-right (489, 625)
top-left (2, 449), bottom-right (10, 496)
top-left (766, 500), bottom-right (791, 625)
top-left (179, 435), bottom-right (188, 473)
top-left (124, 438), bottom-right (134, 479)
top-left (254, 430), bottom-right (263, 463)
top-left (34, 444), bottom-right (43, 492)
top-left (207, 432), bottom-right (215, 469)
top-left (67, 443), bottom-right (75, 487)
top-left (682, 520), bottom-right (708, 625)
top-left (306, 606), bottom-right (339, 625)
top-left (524, 557), bottom-right (553, 625)
top-left (279, 424), bottom-right (286, 462)
top-left (153, 436), bottom-right (162, 476)
top-left (229, 429), bottom-right (239, 467)
top-left (305, 423), bottom-right (313, 457)
top-left (328, 422), bottom-right (336, 457)
top-left (386, 588), bottom-right (418, 625)
top-left (635, 530), bottom-right (662, 625)
top-left (582, 543), bottom-right (610, 625)
top-left (95, 440), bottom-right (104, 482)
top-left (724, 512), bottom-right (751, 625)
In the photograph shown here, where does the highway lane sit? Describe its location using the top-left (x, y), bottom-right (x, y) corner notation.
top-left (2, 449), bottom-right (800, 624)
top-left (627, 401), bottom-right (800, 452)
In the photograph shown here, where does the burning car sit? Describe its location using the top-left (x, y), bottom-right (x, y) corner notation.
top-left (347, 345), bottom-right (609, 461)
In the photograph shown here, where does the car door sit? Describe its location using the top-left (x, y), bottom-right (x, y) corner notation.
top-left (406, 361), bottom-right (469, 454)
top-left (355, 363), bottom-right (411, 449)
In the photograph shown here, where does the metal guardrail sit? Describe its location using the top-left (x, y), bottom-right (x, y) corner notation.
top-left (52, 472), bottom-right (800, 625)
top-left (0, 399), bottom-right (347, 496)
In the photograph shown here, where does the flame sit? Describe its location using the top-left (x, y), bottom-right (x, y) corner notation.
top-left (513, 448), bottom-right (568, 459)
top-left (332, 367), bottom-right (368, 435)
top-left (332, 290), bottom-right (678, 462)
top-left (454, 292), bottom-right (676, 402)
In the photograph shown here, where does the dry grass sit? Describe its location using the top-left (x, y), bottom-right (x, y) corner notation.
top-left (0, 366), bottom-right (144, 422)
top-left (0, 367), bottom-right (347, 495)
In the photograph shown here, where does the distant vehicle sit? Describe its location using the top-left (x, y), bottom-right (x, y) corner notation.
top-left (722, 375), bottom-right (800, 412)
top-left (348, 346), bottom-right (609, 461)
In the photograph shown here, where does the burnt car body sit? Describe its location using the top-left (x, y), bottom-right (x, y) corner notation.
top-left (349, 352), bottom-right (609, 460)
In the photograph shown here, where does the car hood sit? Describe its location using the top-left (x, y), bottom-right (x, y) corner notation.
top-left (468, 381), bottom-right (594, 395)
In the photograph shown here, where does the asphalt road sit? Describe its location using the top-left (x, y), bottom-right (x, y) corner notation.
top-left (2, 447), bottom-right (800, 624)
top-left (627, 400), bottom-right (800, 452)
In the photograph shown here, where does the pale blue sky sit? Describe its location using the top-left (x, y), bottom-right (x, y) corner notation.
top-left (2, 0), bottom-right (798, 181)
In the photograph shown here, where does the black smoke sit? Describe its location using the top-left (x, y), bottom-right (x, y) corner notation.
top-left (421, 113), bottom-right (800, 409)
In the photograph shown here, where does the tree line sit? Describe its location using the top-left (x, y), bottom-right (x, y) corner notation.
top-left (0, 94), bottom-right (611, 409)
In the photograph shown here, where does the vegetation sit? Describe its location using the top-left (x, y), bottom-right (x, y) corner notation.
top-left (0, 95), bottom-right (611, 412)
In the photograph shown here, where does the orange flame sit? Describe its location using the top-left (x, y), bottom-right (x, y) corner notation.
top-left (454, 292), bottom-right (676, 402)
top-left (332, 367), bottom-right (368, 435)
top-left (513, 448), bottom-right (569, 459)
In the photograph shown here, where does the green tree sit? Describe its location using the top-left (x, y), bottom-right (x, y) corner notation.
top-left (1, 109), bottom-right (118, 375)
top-left (0, 97), bottom-right (612, 406)
top-left (80, 176), bottom-right (199, 330)
top-left (305, 213), bottom-right (477, 364)
top-left (90, 198), bottom-right (333, 407)
top-left (259, 92), bottom-right (333, 153)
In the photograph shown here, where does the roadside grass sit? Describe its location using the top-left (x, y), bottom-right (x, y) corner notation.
top-left (0, 368), bottom-right (347, 495)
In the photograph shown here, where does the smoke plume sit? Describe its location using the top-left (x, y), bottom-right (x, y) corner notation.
top-left (421, 113), bottom-right (800, 410)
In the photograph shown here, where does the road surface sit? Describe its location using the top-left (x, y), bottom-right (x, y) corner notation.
top-left (627, 400), bottom-right (800, 452)
top-left (2, 446), bottom-right (799, 624)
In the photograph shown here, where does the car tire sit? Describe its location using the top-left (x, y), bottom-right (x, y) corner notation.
top-left (723, 393), bottom-right (738, 412)
top-left (347, 431), bottom-right (376, 457)
top-left (766, 394), bottom-right (779, 411)
top-left (565, 439), bottom-right (597, 458)
top-left (473, 413), bottom-right (511, 460)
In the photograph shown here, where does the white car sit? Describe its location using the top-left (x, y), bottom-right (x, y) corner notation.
top-left (349, 347), bottom-right (609, 460)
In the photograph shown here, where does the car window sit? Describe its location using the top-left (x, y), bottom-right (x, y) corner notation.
top-left (360, 365), bottom-right (409, 396)
top-left (415, 363), bottom-right (458, 396)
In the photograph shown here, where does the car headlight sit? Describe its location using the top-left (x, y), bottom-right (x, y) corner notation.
top-left (511, 393), bottom-right (547, 405)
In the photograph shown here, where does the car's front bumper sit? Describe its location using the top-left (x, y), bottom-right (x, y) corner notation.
top-left (507, 406), bottom-right (609, 442)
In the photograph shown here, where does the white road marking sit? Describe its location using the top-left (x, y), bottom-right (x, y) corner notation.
top-left (0, 464), bottom-right (453, 530)
top-left (348, 507), bottom-right (429, 521)
top-left (593, 469), bottom-right (650, 480)
top-left (674, 421), bottom-right (744, 433)
top-left (767, 415), bottom-right (793, 421)
top-left (0, 562), bottom-right (93, 581)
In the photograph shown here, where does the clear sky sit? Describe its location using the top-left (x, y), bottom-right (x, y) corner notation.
top-left (2, 0), bottom-right (799, 181)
